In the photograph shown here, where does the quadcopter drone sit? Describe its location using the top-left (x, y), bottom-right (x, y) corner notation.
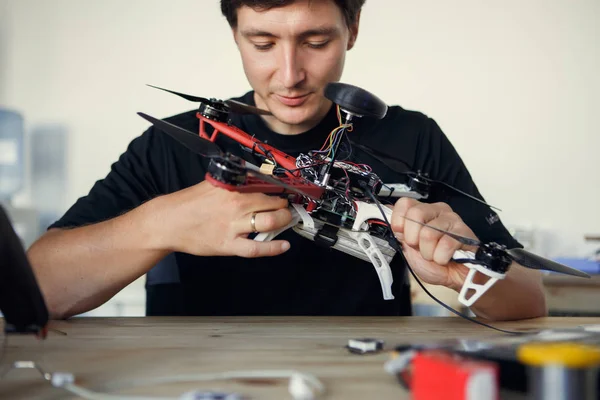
top-left (136, 82), bottom-right (590, 309)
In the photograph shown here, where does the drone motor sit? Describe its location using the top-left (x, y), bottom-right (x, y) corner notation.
top-left (198, 99), bottom-right (230, 122)
top-left (207, 156), bottom-right (246, 186)
top-left (475, 243), bottom-right (514, 274)
top-left (406, 173), bottom-right (431, 198)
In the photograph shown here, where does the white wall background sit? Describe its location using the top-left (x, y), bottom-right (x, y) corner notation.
top-left (1, 0), bottom-right (599, 314)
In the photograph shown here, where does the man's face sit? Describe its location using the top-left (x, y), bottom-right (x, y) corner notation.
top-left (233, 0), bottom-right (359, 134)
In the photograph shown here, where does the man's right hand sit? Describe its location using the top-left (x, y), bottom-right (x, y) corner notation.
top-left (27, 180), bottom-right (293, 319)
top-left (151, 180), bottom-right (293, 258)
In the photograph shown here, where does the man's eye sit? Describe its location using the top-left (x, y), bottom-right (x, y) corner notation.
top-left (307, 41), bottom-right (329, 49)
top-left (253, 43), bottom-right (274, 51)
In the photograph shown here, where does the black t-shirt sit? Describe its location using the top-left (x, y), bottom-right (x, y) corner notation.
top-left (49, 91), bottom-right (521, 316)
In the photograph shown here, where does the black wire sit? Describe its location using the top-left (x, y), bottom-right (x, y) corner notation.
top-left (379, 181), bottom-right (396, 199)
top-left (48, 328), bottom-right (67, 336)
top-left (361, 185), bottom-right (526, 336)
top-left (251, 142), bottom-right (277, 168)
top-left (344, 130), bottom-right (353, 160)
top-left (287, 161), bottom-right (328, 174)
top-left (336, 132), bottom-right (353, 161)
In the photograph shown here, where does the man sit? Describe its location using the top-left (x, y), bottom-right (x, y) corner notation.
top-left (27, 0), bottom-right (546, 320)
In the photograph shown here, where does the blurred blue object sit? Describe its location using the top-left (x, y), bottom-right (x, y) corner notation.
top-left (30, 123), bottom-right (68, 233)
top-left (552, 258), bottom-right (600, 275)
top-left (0, 108), bottom-right (24, 200)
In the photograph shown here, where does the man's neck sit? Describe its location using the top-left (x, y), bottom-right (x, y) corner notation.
top-left (254, 92), bottom-right (333, 135)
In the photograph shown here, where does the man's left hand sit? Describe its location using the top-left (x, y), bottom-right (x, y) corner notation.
top-left (390, 197), bottom-right (478, 291)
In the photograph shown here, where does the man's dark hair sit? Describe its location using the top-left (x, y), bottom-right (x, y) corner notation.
top-left (220, 0), bottom-right (366, 29)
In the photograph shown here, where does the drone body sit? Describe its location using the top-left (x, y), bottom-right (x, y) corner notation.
top-left (138, 82), bottom-right (590, 308)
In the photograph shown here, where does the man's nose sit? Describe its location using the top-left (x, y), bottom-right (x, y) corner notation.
top-left (279, 45), bottom-right (306, 89)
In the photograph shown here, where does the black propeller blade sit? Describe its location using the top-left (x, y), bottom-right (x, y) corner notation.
top-left (402, 216), bottom-right (482, 247)
top-left (147, 85), bottom-right (272, 116)
top-left (506, 248), bottom-right (591, 278)
top-left (401, 217), bottom-right (590, 278)
top-left (225, 99), bottom-right (272, 116)
top-left (351, 140), bottom-right (500, 211)
top-left (414, 173), bottom-right (502, 212)
top-left (137, 112), bottom-right (222, 157)
top-left (147, 84), bottom-right (211, 103)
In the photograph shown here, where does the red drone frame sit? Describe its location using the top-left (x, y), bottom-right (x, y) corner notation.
top-left (196, 110), bottom-right (326, 201)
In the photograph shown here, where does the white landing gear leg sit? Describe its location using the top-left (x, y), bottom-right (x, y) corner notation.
top-left (347, 230), bottom-right (395, 300)
top-left (454, 250), bottom-right (506, 307)
top-left (253, 204), bottom-right (305, 242)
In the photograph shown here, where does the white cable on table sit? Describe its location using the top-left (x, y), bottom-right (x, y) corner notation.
top-left (53, 369), bottom-right (325, 400)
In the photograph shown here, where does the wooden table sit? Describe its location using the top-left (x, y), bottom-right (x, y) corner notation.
top-left (1, 316), bottom-right (600, 399)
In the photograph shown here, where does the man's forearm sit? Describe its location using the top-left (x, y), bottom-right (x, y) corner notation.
top-left (461, 264), bottom-right (547, 321)
top-left (27, 199), bottom-right (169, 320)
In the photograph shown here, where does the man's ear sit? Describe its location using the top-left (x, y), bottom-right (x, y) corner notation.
top-left (347, 11), bottom-right (361, 50)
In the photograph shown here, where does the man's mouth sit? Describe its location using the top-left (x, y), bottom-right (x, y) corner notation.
top-left (274, 93), bottom-right (310, 107)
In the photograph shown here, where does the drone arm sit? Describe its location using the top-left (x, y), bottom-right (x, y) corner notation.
top-left (198, 114), bottom-right (298, 172)
top-left (205, 174), bottom-right (325, 200)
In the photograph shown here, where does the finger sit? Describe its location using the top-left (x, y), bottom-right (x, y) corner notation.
top-left (393, 231), bottom-right (406, 242)
top-left (248, 193), bottom-right (289, 211)
top-left (432, 218), bottom-right (476, 265)
top-left (403, 202), bottom-right (451, 248)
top-left (232, 237), bottom-right (291, 258)
top-left (418, 215), bottom-right (453, 262)
top-left (236, 207), bottom-right (293, 234)
top-left (391, 197), bottom-right (420, 233)
top-left (233, 192), bottom-right (289, 214)
top-left (433, 232), bottom-right (464, 265)
top-left (399, 240), bottom-right (419, 265)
